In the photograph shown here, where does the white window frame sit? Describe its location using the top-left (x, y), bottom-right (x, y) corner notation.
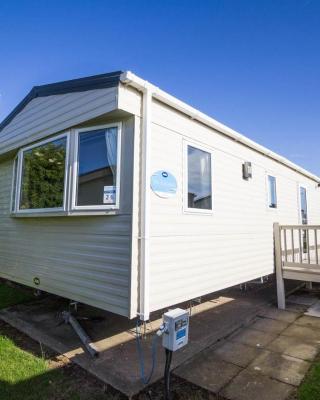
top-left (266, 174), bottom-right (277, 209)
top-left (14, 132), bottom-right (70, 214)
top-left (71, 122), bottom-right (122, 211)
top-left (10, 156), bottom-right (19, 213)
top-left (183, 140), bottom-right (214, 214)
top-left (298, 184), bottom-right (308, 224)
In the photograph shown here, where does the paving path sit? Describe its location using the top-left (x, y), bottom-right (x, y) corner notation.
top-left (175, 293), bottom-right (320, 400)
top-left (0, 279), bottom-right (285, 397)
top-left (0, 278), bottom-right (305, 397)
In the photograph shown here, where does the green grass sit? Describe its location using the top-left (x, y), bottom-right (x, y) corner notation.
top-left (0, 282), bottom-right (34, 309)
top-left (0, 335), bottom-right (59, 400)
top-left (0, 283), bottom-right (61, 400)
top-left (0, 334), bottom-right (119, 400)
top-left (0, 282), bottom-right (120, 400)
top-left (298, 362), bottom-right (320, 400)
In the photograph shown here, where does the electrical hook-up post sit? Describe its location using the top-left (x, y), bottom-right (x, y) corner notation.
top-left (136, 308), bottom-right (189, 399)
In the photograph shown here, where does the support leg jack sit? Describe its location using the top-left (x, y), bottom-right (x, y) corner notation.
top-left (62, 311), bottom-right (99, 358)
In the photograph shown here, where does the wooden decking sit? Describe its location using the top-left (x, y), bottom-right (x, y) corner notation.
top-left (274, 223), bottom-right (320, 309)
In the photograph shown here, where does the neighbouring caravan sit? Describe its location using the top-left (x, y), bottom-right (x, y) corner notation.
top-left (0, 70), bottom-right (319, 320)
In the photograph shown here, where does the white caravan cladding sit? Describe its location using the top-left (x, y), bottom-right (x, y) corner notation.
top-left (0, 70), bottom-right (319, 320)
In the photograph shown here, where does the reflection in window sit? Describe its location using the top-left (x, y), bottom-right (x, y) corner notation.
top-left (77, 127), bottom-right (118, 206)
top-left (267, 175), bottom-right (277, 208)
top-left (187, 145), bottom-right (212, 210)
top-left (19, 138), bottom-right (67, 210)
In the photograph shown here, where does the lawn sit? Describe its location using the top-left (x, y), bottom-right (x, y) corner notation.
top-left (297, 361), bottom-right (320, 400)
top-left (0, 281), bottom-right (123, 400)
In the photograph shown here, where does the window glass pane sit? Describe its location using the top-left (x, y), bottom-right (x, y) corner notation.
top-left (19, 137), bottom-right (67, 210)
top-left (77, 127), bottom-right (118, 206)
top-left (268, 175), bottom-right (277, 208)
top-left (300, 187), bottom-right (308, 224)
top-left (187, 145), bottom-right (212, 210)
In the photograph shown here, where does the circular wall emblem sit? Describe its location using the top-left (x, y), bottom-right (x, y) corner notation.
top-left (151, 170), bottom-right (177, 198)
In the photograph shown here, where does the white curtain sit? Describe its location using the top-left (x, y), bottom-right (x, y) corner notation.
top-left (105, 127), bottom-right (118, 181)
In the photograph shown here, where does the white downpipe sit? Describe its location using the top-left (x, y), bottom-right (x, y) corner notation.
top-left (121, 71), bottom-right (152, 321)
top-left (139, 88), bottom-right (152, 321)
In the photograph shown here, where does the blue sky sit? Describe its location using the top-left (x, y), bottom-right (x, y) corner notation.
top-left (0, 0), bottom-right (319, 174)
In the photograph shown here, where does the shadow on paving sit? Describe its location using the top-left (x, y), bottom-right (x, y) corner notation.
top-left (0, 276), bottom-right (301, 397)
top-left (175, 288), bottom-right (320, 400)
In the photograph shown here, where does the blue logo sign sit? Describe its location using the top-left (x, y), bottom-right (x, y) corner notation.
top-left (151, 170), bottom-right (177, 198)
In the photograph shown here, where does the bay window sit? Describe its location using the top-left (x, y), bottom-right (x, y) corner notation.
top-left (12, 122), bottom-right (121, 215)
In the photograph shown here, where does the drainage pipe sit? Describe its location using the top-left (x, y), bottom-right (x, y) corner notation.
top-left (62, 311), bottom-right (98, 358)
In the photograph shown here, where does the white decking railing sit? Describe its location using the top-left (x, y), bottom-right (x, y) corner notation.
top-left (274, 222), bottom-right (320, 309)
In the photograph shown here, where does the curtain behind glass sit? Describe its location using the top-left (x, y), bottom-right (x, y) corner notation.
top-left (77, 127), bottom-right (118, 206)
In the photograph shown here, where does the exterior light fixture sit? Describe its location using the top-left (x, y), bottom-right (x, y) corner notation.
top-left (242, 161), bottom-right (252, 180)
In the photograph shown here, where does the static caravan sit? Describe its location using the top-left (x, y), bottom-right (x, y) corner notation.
top-left (0, 70), bottom-right (319, 321)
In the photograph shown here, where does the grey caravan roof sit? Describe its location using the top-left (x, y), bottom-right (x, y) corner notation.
top-left (0, 71), bottom-right (122, 132)
top-left (0, 71), bottom-right (123, 155)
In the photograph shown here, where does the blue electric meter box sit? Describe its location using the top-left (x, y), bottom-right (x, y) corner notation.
top-left (162, 308), bottom-right (189, 351)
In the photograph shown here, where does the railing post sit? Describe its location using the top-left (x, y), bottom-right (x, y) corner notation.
top-left (274, 222), bottom-right (286, 309)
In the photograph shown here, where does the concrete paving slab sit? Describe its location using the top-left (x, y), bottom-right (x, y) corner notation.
top-left (257, 307), bottom-right (299, 323)
top-left (282, 324), bottom-right (320, 344)
top-left (305, 300), bottom-right (320, 317)
top-left (287, 294), bottom-right (318, 306)
top-left (175, 353), bottom-right (242, 394)
top-left (0, 283), bottom-right (275, 397)
top-left (211, 341), bottom-right (262, 368)
top-left (267, 335), bottom-right (319, 361)
top-left (249, 317), bottom-right (289, 334)
top-left (229, 328), bottom-right (277, 348)
top-left (286, 302), bottom-right (309, 313)
top-left (249, 349), bottom-right (310, 386)
top-left (295, 315), bottom-right (320, 330)
top-left (220, 369), bottom-right (294, 400)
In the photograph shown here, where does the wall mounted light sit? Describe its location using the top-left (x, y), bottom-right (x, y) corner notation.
top-left (242, 161), bottom-right (252, 180)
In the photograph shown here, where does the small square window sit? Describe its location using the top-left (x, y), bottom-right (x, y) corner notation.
top-left (267, 175), bottom-right (277, 208)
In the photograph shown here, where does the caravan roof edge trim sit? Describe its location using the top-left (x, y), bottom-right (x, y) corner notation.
top-left (0, 71), bottom-right (123, 133)
top-left (1, 69), bottom-right (318, 183)
top-left (120, 70), bottom-right (320, 184)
